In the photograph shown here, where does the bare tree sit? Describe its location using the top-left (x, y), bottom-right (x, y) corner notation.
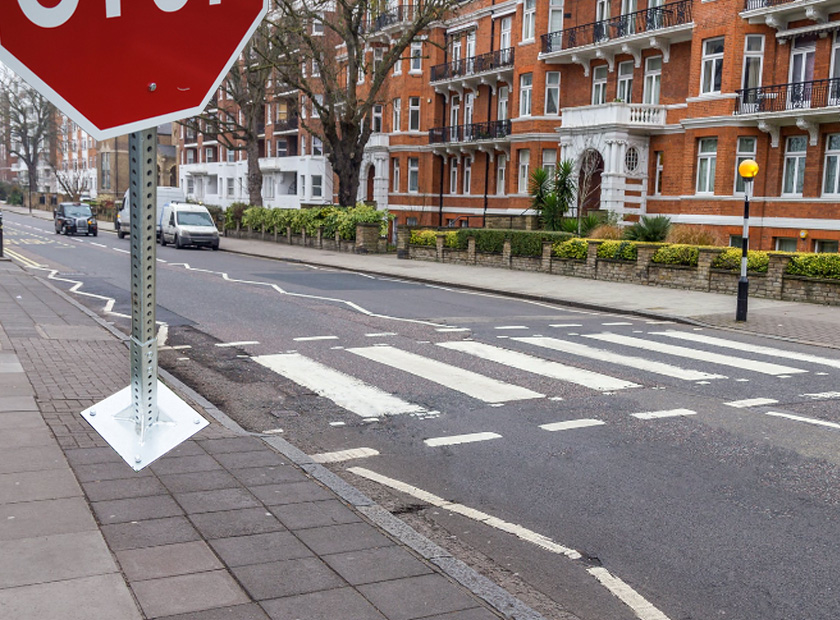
top-left (54, 168), bottom-right (90, 202)
top-left (0, 70), bottom-right (55, 213)
top-left (183, 24), bottom-right (278, 206)
top-left (575, 146), bottom-right (605, 235)
top-left (267, 0), bottom-right (461, 207)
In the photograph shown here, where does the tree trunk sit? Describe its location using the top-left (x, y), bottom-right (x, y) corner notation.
top-left (246, 139), bottom-right (262, 206)
top-left (331, 140), bottom-right (363, 208)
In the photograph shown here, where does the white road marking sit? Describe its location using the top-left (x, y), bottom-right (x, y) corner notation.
top-left (764, 411), bottom-right (840, 430)
top-left (646, 320), bottom-right (676, 325)
top-left (436, 327), bottom-right (471, 333)
top-left (516, 337), bottom-right (725, 382)
top-left (311, 447), bottom-right (380, 463)
top-left (215, 341), bottom-right (260, 348)
top-left (725, 398), bottom-right (778, 408)
top-left (587, 567), bottom-right (672, 620)
top-left (540, 419), bottom-right (605, 431)
top-left (348, 468), bottom-right (672, 620)
top-left (113, 248), bottom-right (130, 254)
top-left (654, 330), bottom-right (840, 370)
top-left (439, 340), bottom-right (639, 392)
top-left (294, 335), bottom-right (340, 342)
top-left (366, 332), bottom-right (397, 337)
top-left (424, 432), bottom-right (501, 447)
top-left (602, 321), bottom-right (633, 326)
top-left (253, 353), bottom-right (427, 418)
top-left (346, 346), bottom-right (543, 403)
top-left (495, 326), bottom-right (529, 331)
top-left (262, 428), bottom-right (284, 435)
top-left (632, 408), bottom-right (697, 420)
top-left (550, 323), bottom-right (583, 328)
top-left (803, 391), bottom-right (840, 400)
top-left (90, 242), bottom-right (106, 248)
top-left (586, 333), bottom-right (806, 376)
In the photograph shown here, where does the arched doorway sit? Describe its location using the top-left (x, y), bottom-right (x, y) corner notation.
top-left (366, 164), bottom-right (376, 203)
top-left (578, 149), bottom-right (604, 214)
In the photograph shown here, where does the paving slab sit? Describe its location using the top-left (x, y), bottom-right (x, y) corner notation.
top-left (0, 468), bottom-right (82, 503)
top-left (174, 487), bottom-right (263, 514)
top-left (295, 522), bottom-right (394, 556)
top-left (0, 573), bottom-right (143, 620)
top-left (270, 499), bottom-right (363, 530)
top-left (322, 545), bottom-right (433, 586)
top-left (0, 445), bottom-right (67, 474)
top-left (81, 476), bottom-right (169, 502)
top-left (261, 587), bottom-right (388, 620)
top-left (92, 494), bottom-right (185, 524)
top-left (229, 464), bottom-right (310, 486)
top-left (249, 481), bottom-right (335, 506)
top-left (157, 469), bottom-right (241, 494)
top-left (188, 507), bottom-right (286, 540)
top-left (0, 497), bottom-right (97, 541)
top-left (357, 574), bottom-right (483, 620)
top-left (0, 530), bottom-right (116, 589)
top-left (131, 570), bottom-right (250, 618)
top-left (231, 556), bottom-right (346, 601)
top-left (0, 395), bottom-right (37, 412)
top-left (0, 411), bottom-right (48, 429)
top-left (100, 516), bottom-right (202, 552)
top-left (155, 603), bottom-right (270, 620)
top-left (208, 531), bottom-right (313, 567)
top-left (116, 541), bottom-right (223, 581)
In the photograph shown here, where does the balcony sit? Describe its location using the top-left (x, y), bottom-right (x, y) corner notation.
top-left (540, 0), bottom-right (692, 70)
top-left (430, 48), bottom-right (515, 94)
top-left (560, 102), bottom-right (667, 130)
top-left (273, 115), bottom-right (299, 133)
top-left (365, 4), bottom-right (418, 35)
top-left (740, 0), bottom-right (840, 31)
top-left (429, 119), bottom-right (512, 145)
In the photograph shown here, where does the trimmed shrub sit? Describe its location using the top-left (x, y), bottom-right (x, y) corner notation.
top-left (241, 206), bottom-right (270, 231)
top-left (509, 230), bottom-right (573, 257)
top-left (472, 229), bottom-right (508, 254)
top-left (785, 253), bottom-right (840, 280)
top-left (712, 248), bottom-right (769, 273)
top-left (410, 229), bottom-right (438, 246)
top-left (597, 240), bottom-right (638, 261)
top-left (336, 203), bottom-right (392, 240)
top-left (553, 237), bottom-right (588, 260)
top-left (651, 244), bottom-right (699, 267)
top-left (443, 230), bottom-right (460, 249)
top-left (224, 202), bottom-right (250, 230)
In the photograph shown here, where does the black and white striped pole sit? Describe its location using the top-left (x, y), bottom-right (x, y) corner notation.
top-left (736, 159), bottom-right (759, 322)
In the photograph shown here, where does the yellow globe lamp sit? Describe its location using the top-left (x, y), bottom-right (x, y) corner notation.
top-left (738, 159), bottom-right (759, 180)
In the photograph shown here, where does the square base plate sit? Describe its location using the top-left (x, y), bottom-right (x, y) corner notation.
top-left (81, 380), bottom-right (209, 471)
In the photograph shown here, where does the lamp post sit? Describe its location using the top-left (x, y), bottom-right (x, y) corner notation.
top-left (736, 159), bottom-right (759, 322)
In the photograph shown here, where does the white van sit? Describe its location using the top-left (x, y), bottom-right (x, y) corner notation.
top-left (159, 203), bottom-right (220, 250)
top-left (115, 187), bottom-right (186, 240)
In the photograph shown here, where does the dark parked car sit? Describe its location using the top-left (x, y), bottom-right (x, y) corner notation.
top-left (54, 202), bottom-right (98, 236)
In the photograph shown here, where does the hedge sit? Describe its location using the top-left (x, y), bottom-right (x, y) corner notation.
top-left (409, 229), bottom-right (573, 257)
top-left (651, 244), bottom-right (699, 267)
top-left (553, 238), bottom-right (588, 260)
top-left (597, 240), bottom-right (638, 261)
top-left (712, 248), bottom-right (769, 273)
top-left (785, 253), bottom-right (840, 280)
top-left (230, 204), bottom-right (392, 240)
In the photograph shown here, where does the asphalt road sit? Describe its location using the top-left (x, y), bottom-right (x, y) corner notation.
top-left (4, 210), bottom-right (840, 620)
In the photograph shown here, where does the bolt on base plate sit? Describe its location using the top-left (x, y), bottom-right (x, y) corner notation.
top-left (81, 380), bottom-right (209, 471)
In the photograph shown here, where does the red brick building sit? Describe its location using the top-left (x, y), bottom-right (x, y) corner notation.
top-left (360, 0), bottom-right (840, 251)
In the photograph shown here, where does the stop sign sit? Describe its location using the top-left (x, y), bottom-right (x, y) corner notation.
top-left (0, 0), bottom-right (268, 140)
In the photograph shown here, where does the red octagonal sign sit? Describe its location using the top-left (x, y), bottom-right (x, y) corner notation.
top-left (0, 0), bottom-right (268, 140)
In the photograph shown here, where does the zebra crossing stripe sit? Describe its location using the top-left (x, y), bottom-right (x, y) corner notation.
top-left (438, 340), bottom-right (639, 392)
top-left (764, 411), bottom-right (840, 430)
top-left (346, 346), bottom-right (543, 403)
top-left (540, 419), bottom-right (605, 431)
top-left (653, 330), bottom-right (840, 370)
top-left (516, 337), bottom-right (725, 381)
top-left (311, 447), bottom-right (380, 463)
top-left (586, 333), bottom-right (806, 376)
top-left (725, 398), bottom-right (778, 408)
top-left (632, 409), bottom-right (697, 420)
top-left (252, 353), bottom-right (427, 418)
top-left (424, 432), bottom-right (502, 447)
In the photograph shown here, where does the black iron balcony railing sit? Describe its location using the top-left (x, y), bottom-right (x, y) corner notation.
top-left (743, 0), bottom-right (797, 10)
top-left (735, 78), bottom-right (840, 114)
top-left (430, 48), bottom-right (515, 82)
top-left (366, 4), bottom-right (419, 32)
top-left (429, 119), bottom-right (512, 144)
top-left (541, 0), bottom-right (692, 54)
top-left (273, 115), bottom-right (299, 132)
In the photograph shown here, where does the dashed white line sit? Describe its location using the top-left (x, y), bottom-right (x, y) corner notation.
top-left (215, 341), bottom-right (260, 348)
top-left (632, 408), bottom-right (697, 420)
top-left (540, 419), bottom-right (605, 431)
top-left (764, 411), bottom-right (840, 430)
top-left (90, 242), bottom-right (106, 248)
top-left (435, 327), bottom-right (471, 333)
top-left (311, 447), bottom-right (380, 463)
top-left (294, 335), bottom-right (340, 342)
top-left (587, 567), bottom-right (671, 620)
top-left (550, 323), bottom-right (583, 328)
top-left (725, 398), bottom-right (778, 408)
top-left (113, 248), bottom-right (130, 254)
top-left (602, 321), bottom-right (633, 326)
top-left (365, 332), bottom-right (397, 337)
top-left (424, 432), bottom-right (502, 447)
top-left (803, 392), bottom-right (840, 400)
top-left (494, 325), bottom-right (529, 330)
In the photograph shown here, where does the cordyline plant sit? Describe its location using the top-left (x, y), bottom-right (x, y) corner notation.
top-left (265, 0), bottom-right (461, 206)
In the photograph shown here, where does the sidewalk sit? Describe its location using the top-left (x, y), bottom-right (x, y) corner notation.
top-left (0, 257), bottom-right (545, 619)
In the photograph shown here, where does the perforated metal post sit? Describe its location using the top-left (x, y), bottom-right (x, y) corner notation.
top-left (129, 129), bottom-right (159, 442)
